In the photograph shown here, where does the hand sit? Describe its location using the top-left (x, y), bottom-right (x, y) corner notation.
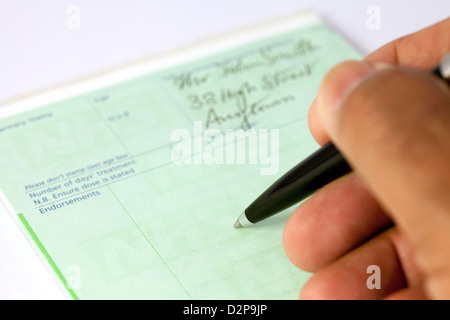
top-left (282, 18), bottom-right (450, 299)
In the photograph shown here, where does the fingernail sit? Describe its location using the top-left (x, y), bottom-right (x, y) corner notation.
top-left (316, 60), bottom-right (389, 131)
top-left (318, 61), bottom-right (375, 110)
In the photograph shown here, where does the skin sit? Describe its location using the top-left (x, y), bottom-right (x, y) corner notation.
top-left (282, 17), bottom-right (450, 300)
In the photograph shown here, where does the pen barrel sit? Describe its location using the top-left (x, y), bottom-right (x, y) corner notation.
top-left (244, 56), bottom-right (450, 226)
top-left (245, 143), bottom-right (351, 224)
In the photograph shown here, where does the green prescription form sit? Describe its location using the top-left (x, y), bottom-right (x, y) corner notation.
top-left (0, 11), bottom-right (360, 299)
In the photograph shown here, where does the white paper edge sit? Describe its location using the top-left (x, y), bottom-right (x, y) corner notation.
top-left (0, 9), bottom-right (320, 118)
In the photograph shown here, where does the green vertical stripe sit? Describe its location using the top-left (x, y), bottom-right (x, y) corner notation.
top-left (18, 213), bottom-right (79, 300)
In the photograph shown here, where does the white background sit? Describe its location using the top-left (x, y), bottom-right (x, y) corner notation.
top-left (0, 1), bottom-right (448, 299)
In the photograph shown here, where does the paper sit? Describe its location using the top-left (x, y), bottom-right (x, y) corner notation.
top-left (0, 11), bottom-right (360, 299)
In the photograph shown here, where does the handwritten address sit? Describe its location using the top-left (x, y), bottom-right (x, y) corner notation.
top-left (169, 38), bottom-right (319, 128)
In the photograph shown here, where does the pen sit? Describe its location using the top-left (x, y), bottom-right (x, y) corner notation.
top-left (234, 53), bottom-right (450, 228)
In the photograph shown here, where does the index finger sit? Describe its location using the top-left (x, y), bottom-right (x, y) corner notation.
top-left (308, 17), bottom-right (450, 146)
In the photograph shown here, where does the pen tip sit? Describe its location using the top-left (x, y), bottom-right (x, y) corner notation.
top-left (233, 219), bottom-right (243, 229)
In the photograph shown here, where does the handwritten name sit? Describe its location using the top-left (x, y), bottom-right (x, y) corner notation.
top-left (173, 72), bottom-right (209, 91)
top-left (219, 38), bottom-right (318, 77)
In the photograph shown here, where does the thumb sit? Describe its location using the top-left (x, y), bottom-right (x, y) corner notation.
top-left (316, 60), bottom-right (450, 298)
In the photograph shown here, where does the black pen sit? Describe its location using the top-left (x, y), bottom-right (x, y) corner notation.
top-left (234, 53), bottom-right (450, 228)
